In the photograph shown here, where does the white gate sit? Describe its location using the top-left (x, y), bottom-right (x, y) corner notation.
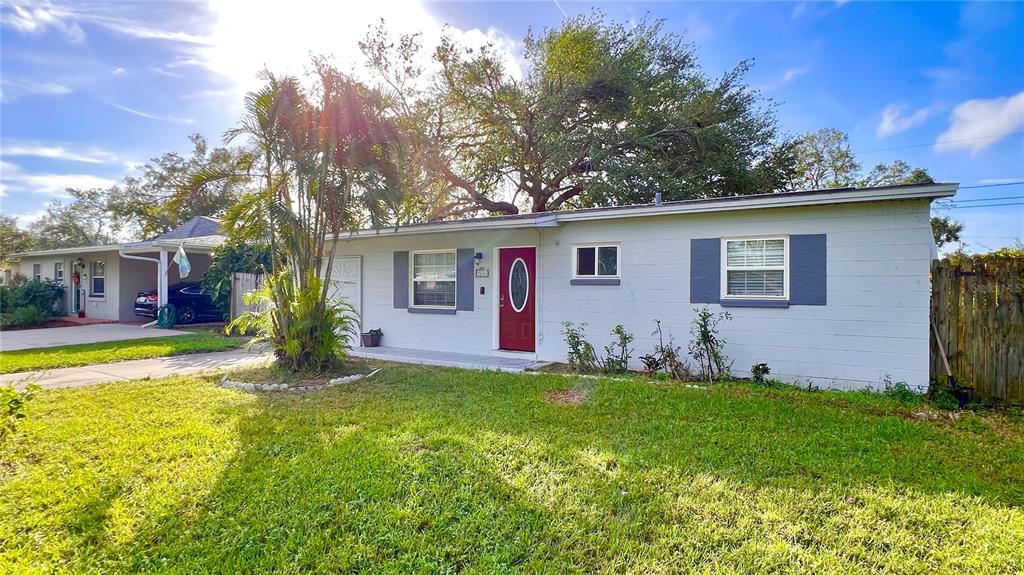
top-left (230, 272), bottom-right (263, 320)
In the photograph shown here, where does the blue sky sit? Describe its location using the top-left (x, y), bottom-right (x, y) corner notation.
top-left (1, 0), bottom-right (1022, 251)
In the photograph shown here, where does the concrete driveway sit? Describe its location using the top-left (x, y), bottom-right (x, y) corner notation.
top-left (0, 324), bottom-right (191, 352)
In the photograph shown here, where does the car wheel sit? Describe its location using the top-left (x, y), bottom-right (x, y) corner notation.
top-left (177, 306), bottom-right (196, 324)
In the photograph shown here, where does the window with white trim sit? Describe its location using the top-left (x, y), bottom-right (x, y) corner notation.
top-left (411, 250), bottom-right (456, 308)
top-left (574, 244), bottom-right (619, 278)
top-left (32, 264), bottom-right (41, 281)
top-left (723, 237), bottom-right (787, 298)
top-left (90, 260), bottom-right (106, 297)
top-left (54, 262), bottom-right (64, 283)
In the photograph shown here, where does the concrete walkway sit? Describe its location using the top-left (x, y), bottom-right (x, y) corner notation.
top-left (0, 349), bottom-right (272, 390)
top-left (1, 345), bottom-right (536, 391)
top-left (350, 345), bottom-right (537, 373)
top-left (0, 324), bottom-right (191, 352)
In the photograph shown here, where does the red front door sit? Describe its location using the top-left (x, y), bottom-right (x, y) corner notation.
top-left (499, 247), bottom-right (535, 352)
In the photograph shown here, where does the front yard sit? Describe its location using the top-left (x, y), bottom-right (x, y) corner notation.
top-left (0, 329), bottom-right (245, 374)
top-left (2, 365), bottom-right (1022, 574)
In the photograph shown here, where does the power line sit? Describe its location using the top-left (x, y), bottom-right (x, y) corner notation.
top-left (934, 201), bottom-right (1024, 210)
top-left (855, 131), bottom-right (1024, 155)
top-left (935, 195), bottom-right (1024, 203)
top-left (958, 181), bottom-right (1024, 190)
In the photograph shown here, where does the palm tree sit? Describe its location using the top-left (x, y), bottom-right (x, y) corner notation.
top-left (212, 61), bottom-right (404, 371)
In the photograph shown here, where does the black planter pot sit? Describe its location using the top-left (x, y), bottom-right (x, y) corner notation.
top-left (361, 332), bottom-right (381, 347)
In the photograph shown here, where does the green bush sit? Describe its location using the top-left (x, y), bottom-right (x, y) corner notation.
top-left (882, 377), bottom-right (923, 406)
top-left (203, 238), bottom-right (271, 318)
top-left (13, 279), bottom-right (65, 314)
top-left (1, 383), bottom-right (39, 439)
top-left (933, 390), bottom-right (960, 411)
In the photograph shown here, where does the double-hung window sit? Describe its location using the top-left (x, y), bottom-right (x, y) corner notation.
top-left (722, 237), bottom-right (788, 299)
top-left (32, 264), bottom-right (41, 281)
top-left (411, 250), bottom-right (456, 308)
top-left (574, 244), bottom-right (619, 278)
top-left (90, 260), bottom-right (106, 297)
top-left (54, 262), bottom-right (64, 283)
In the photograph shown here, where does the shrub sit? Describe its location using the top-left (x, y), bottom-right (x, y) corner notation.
top-left (562, 321), bottom-right (599, 372)
top-left (203, 237), bottom-right (271, 318)
top-left (227, 271), bottom-right (358, 372)
top-left (640, 320), bottom-right (691, 380)
top-left (1, 383), bottom-right (39, 439)
top-left (688, 306), bottom-right (732, 382)
top-left (882, 377), bottom-right (922, 406)
top-left (601, 325), bottom-right (634, 374)
top-left (933, 390), bottom-right (960, 411)
top-left (561, 322), bottom-right (637, 374)
top-left (751, 363), bottom-right (771, 385)
top-left (14, 279), bottom-right (65, 314)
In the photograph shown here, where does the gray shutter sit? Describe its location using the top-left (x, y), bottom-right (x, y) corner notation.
top-left (689, 238), bottom-right (720, 304)
top-left (456, 248), bottom-right (475, 311)
top-left (789, 234), bottom-right (827, 305)
top-left (393, 251), bottom-right (409, 309)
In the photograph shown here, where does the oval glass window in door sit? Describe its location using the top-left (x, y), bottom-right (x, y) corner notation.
top-left (509, 257), bottom-right (529, 312)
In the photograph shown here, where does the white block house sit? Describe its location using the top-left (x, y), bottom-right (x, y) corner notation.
top-left (9, 217), bottom-right (222, 322)
top-left (327, 183), bottom-right (956, 390)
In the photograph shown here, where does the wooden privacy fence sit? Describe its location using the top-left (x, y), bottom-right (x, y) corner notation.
top-left (230, 272), bottom-right (264, 320)
top-left (931, 257), bottom-right (1024, 405)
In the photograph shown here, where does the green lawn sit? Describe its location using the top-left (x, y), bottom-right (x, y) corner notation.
top-left (2, 366), bottom-right (1022, 574)
top-left (0, 329), bottom-right (246, 374)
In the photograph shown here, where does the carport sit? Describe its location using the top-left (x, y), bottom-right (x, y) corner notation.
top-left (119, 233), bottom-right (221, 326)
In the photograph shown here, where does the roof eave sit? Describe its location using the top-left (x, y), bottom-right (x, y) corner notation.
top-left (330, 183), bottom-right (958, 240)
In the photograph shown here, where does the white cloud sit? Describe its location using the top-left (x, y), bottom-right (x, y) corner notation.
top-left (1, 0), bottom-right (85, 42)
top-left (0, 79), bottom-right (73, 102)
top-left (0, 161), bottom-right (118, 197)
top-left (106, 102), bottom-right (195, 125)
top-left (197, 0), bottom-right (522, 97)
top-left (3, 1), bottom-right (523, 104)
top-left (876, 103), bottom-right (939, 138)
top-left (936, 91), bottom-right (1024, 154)
top-left (759, 66), bottom-right (810, 92)
top-left (10, 209), bottom-right (48, 228)
top-left (1, 140), bottom-right (127, 165)
top-left (112, 67), bottom-right (126, 75)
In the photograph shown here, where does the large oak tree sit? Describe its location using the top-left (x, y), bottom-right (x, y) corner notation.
top-left (363, 14), bottom-right (797, 217)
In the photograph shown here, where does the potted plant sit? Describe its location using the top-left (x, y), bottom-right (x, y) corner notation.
top-left (361, 328), bottom-right (382, 347)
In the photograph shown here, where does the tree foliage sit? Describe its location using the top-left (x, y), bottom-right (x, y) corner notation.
top-left (201, 237), bottom-right (272, 318)
top-left (203, 61), bottom-right (404, 371)
top-left (107, 134), bottom-right (251, 239)
top-left (791, 128), bottom-right (860, 190)
top-left (931, 215), bottom-right (964, 249)
top-left (362, 14), bottom-right (795, 216)
top-left (0, 216), bottom-right (34, 268)
top-left (27, 188), bottom-right (121, 249)
top-left (790, 127), bottom-right (965, 250)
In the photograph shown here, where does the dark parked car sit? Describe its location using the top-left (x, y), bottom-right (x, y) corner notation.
top-left (134, 282), bottom-right (222, 324)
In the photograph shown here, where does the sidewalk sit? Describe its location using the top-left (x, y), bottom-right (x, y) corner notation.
top-left (0, 349), bottom-right (272, 390)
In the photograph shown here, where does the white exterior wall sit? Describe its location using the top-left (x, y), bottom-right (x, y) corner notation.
top-left (330, 199), bottom-right (934, 390)
top-left (15, 250), bottom-right (214, 322)
top-left (331, 228), bottom-right (540, 354)
top-left (16, 250), bottom-right (123, 320)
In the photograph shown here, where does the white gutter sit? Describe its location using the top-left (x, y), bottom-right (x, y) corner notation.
top-left (329, 183), bottom-right (958, 240)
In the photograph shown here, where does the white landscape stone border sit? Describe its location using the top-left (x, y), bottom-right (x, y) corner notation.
top-left (219, 368), bottom-right (381, 393)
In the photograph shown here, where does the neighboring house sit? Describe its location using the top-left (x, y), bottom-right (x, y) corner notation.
top-left (327, 183), bottom-right (957, 391)
top-left (9, 216), bottom-right (223, 322)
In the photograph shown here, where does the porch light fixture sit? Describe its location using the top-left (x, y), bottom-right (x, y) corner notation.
top-left (75, 257), bottom-right (84, 268)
